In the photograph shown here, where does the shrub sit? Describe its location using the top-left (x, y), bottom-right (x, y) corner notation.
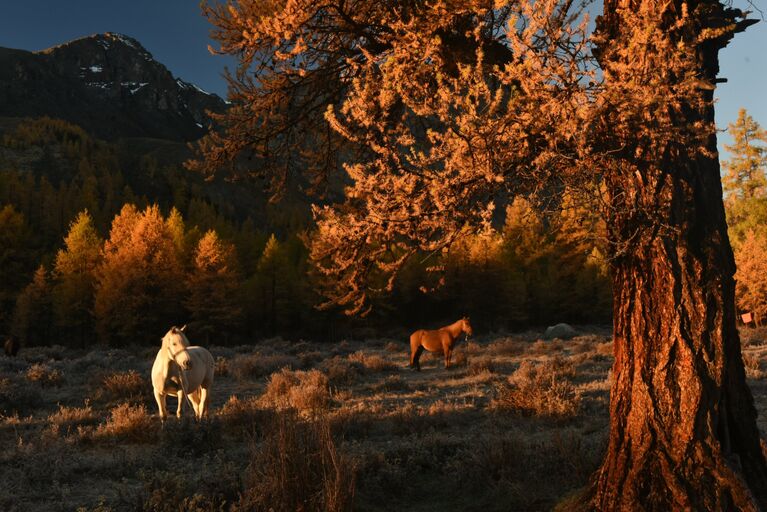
top-left (369, 375), bottom-right (409, 393)
top-left (262, 368), bottom-right (330, 415)
top-left (0, 377), bottom-right (42, 415)
top-left (95, 403), bottom-right (156, 443)
top-left (487, 338), bottom-right (526, 357)
top-left (491, 359), bottom-right (580, 418)
top-left (102, 370), bottom-right (146, 402)
top-left (231, 352), bottom-right (299, 381)
top-left (468, 356), bottom-right (495, 376)
top-left (219, 395), bottom-right (270, 435)
top-left (348, 351), bottom-right (398, 372)
top-left (322, 357), bottom-right (362, 386)
top-left (214, 356), bottom-right (229, 377)
top-left (744, 353), bottom-right (764, 379)
top-left (48, 404), bottom-right (99, 437)
top-left (26, 363), bottom-right (63, 386)
top-left (238, 410), bottom-right (356, 512)
top-left (384, 341), bottom-right (401, 353)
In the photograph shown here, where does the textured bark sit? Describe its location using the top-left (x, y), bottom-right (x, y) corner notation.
top-left (591, 0), bottom-right (767, 509)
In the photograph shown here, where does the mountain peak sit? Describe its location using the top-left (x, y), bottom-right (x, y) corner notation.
top-left (1, 34), bottom-right (226, 141)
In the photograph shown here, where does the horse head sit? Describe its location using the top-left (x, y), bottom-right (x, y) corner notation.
top-left (163, 326), bottom-right (192, 370)
top-left (461, 317), bottom-right (473, 337)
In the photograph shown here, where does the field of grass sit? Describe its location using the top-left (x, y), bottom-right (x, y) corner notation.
top-left (2, 326), bottom-right (764, 511)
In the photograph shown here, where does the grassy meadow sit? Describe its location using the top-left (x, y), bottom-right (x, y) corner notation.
top-left (2, 327), bottom-right (764, 511)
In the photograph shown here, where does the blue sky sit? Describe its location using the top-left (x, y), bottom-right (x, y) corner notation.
top-left (0, 0), bottom-right (764, 157)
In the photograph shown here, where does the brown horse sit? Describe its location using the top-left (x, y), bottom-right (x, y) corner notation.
top-left (409, 317), bottom-right (473, 371)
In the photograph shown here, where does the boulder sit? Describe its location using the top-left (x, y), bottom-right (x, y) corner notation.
top-left (544, 323), bottom-right (577, 340)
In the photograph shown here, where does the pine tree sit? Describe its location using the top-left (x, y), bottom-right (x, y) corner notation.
top-left (722, 110), bottom-right (767, 249)
top-left (52, 210), bottom-right (103, 346)
top-left (723, 109), bottom-right (767, 200)
top-left (185, 230), bottom-right (243, 343)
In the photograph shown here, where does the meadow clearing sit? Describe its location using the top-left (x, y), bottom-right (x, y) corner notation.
top-left (1, 326), bottom-right (766, 511)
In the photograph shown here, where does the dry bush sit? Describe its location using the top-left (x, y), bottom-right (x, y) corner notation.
top-left (384, 341), bottom-right (401, 353)
top-left (262, 368), bottom-right (330, 415)
top-left (451, 351), bottom-right (468, 368)
top-left (322, 356), bottom-right (362, 386)
top-left (487, 338), bottom-right (526, 357)
top-left (468, 356), bottom-right (496, 376)
top-left (94, 403), bottom-right (156, 443)
top-left (741, 327), bottom-right (767, 347)
top-left (595, 341), bottom-right (614, 356)
top-left (238, 410), bottom-right (356, 512)
top-left (300, 351), bottom-right (324, 368)
top-left (529, 340), bottom-right (564, 355)
top-left (47, 404), bottom-right (98, 437)
top-left (214, 356), bottom-right (229, 377)
top-left (744, 353), bottom-right (764, 379)
top-left (369, 375), bottom-right (409, 393)
top-left (102, 370), bottom-right (146, 402)
top-left (491, 360), bottom-right (580, 418)
top-left (465, 341), bottom-right (482, 355)
top-left (25, 363), bottom-right (63, 386)
top-left (348, 351), bottom-right (397, 372)
top-left (219, 395), bottom-right (271, 436)
top-left (231, 352), bottom-right (299, 381)
top-left (453, 429), bottom-right (605, 510)
top-left (0, 377), bottom-right (42, 416)
top-left (140, 469), bottom-right (238, 512)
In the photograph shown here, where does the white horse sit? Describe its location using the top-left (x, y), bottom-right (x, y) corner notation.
top-left (151, 325), bottom-right (214, 421)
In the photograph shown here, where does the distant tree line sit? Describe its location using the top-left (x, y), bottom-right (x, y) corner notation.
top-left (1, 117), bottom-right (613, 346)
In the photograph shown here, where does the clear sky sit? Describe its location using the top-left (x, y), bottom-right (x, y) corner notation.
top-left (0, 0), bottom-right (764, 157)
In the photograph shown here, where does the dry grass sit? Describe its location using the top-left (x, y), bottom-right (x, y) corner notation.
top-left (239, 410), bottom-right (356, 512)
top-left (0, 329), bottom-right (622, 511)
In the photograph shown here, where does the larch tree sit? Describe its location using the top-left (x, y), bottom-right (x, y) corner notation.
top-left (94, 204), bottom-right (185, 345)
top-left (12, 265), bottom-right (53, 345)
top-left (186, 230), bottom-right (243, 343)
top-left (734, 230), bottom-right (767, 327)
top-left (196, 0), bottom-right (766, 508)
top-left (52, 210), bottom-right (103, 346)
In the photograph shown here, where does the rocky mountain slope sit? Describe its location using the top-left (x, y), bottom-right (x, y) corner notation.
top-left (0, 33), bottom-right (226, 141)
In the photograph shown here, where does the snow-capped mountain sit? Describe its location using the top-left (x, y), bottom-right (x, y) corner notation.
top-left (0, 33), bottom-right (226, 141)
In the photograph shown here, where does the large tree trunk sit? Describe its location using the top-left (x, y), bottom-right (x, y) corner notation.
top-left (591, 0), bottom-right (767, 509)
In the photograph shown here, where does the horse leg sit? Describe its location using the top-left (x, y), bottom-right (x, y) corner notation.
top-left (199, 387), bottom-right (209, 419)
top-left (192, 389), bottom-right (204, 420)
top-left (176, 390), bottom-right (184, 418)
top-left (154, 390), bottom-right (168, 422)
top-left (412, 345), bottom-right (424, 371)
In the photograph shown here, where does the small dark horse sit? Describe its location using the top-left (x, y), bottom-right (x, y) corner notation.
top-left (4, 335), bottom-right (20, 357)
top-left (409, 317), bottom-right (473, 370)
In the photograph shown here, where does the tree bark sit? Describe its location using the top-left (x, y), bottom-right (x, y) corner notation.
top-left (591, 0), bottom-right (767, 509)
